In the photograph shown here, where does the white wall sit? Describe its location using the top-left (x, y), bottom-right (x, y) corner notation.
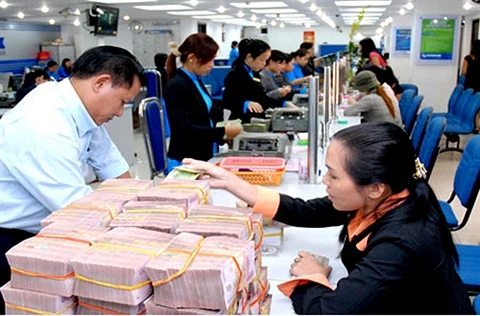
top-left (178, 18), bottom-right (243, 59)
top-left (61, 21), bottom-right (133, 57)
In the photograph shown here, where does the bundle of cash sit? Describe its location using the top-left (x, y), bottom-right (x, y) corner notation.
top-left (6, 223), bottom-right (110, 296)
top-left (146, 233), bottom-right (255, 311)
top-left (216, 119), bottom-right (242, 128)
top-left (0, 282), bottom-right (78, 315)
top-left (96, 179), bottom-right (154, 194)
top-left (71, 227), bottom-right (175, 305)
top-left (77, 297), bottom-right (147, 315)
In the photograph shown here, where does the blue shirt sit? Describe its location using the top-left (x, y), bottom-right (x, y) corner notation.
top-left (57, 66), bottom-right (70, 80)
top-left (285, 63), bottom-right (306, 90)
top-left (0, 79), bottom-right (129, 233)
top-left (46, 70), bottom-right (61, 81)
top-left (228, 47), bottom-right (239, 66)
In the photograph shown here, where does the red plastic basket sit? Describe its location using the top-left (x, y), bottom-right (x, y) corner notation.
top-left (219, 157), bottom-right (286, 186)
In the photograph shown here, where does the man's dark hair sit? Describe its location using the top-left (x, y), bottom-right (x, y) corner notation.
top-left (46, 60), bottom-right (58, 68)
top-left (231, 41), bottom-right (238, 48)
top-left (71, 45), bottom-right (145, 88)
top-left (300, 42), bottom-right (314, 50)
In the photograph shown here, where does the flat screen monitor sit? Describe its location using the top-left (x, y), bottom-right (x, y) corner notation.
top-left (94, 6), bottom-right (119, 36)
top-left (8, 75), bottom-right (24, 92)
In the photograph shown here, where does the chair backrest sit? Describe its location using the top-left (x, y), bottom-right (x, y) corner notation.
top-left (399, 83), bottom-right (418, 96)
top-left (447, 84), bottom-right (464, 115)
top-left (144, 68), bottom-right (163, 98)
top-left (411, 106), bottom-right (433, 153)
top-left (458, 75), bottom-right (466, 86)
top-left (453, 135), bottom-right (480, 209)
top-left (450, 88), bottom-right (474, 119)
top-left (144, 69), bottom-right (170, 138)
top-left (459, 92), bottom-right (480, 133)
top-left (418, 116), bottom-right (446, 179)
top-left (404, 94), bottom-right (424, 134)
top-left (138, 97), bottom-right (168, 179)
top-left (399, 89), bottom-right (416, 123)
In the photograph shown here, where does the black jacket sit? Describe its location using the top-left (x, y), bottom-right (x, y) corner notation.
top-left (164, 69), bottom-right (225, 162)
top-left (222, 62), bottom-right (284, 123)
top-left (273, 195), bottom-right (474, 315)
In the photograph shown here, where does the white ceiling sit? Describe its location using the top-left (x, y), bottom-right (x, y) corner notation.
top-left (0, 0), bottom-right (478, 29)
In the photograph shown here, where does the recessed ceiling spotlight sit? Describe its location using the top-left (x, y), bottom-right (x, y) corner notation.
top-left (399, 8), bottom-right (405, 15)
top-left (49, 19), bottom-right (55, 25)
top-left (217, 5), bottom-right (226, 13)
top-left (270, 20), bottom-right (277, 26)
top-left (189, 0), bottom-right (198, 6)
top-left (280, 22), bottom-right (285, 28)
top-left (237, 10), bottom-right (245, 18)
top-left (261, 18), bottom-right (267, 24)
top-left (251, 14), bottom-right (257, 21)
top-left (123, 15), bottom-right (130, 21)
top-left (405, 2), bottom-right (414, 10)
top-left (299, 0), bottom-right (308, 3)
top-left (309, 3), bottom-right (317, 11)
top-left (73, 17), bottom-right (80, 26)
top-left (41, 5), bottom-right (49, 13)
top-left (305, 22), bottom-right (311, 28)
top-left (0, 1), bottom-right (8, 9)
top-left (74, 8), bottom-right (81, 15)
top-left (17, 11), bottom-right (25, 19)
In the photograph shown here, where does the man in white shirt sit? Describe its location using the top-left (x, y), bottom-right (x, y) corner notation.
top-left (0, 45), bottom-right (144, 313)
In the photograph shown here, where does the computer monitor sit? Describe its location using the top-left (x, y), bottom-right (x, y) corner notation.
top-left (8, 74), bottom-right (24, 92)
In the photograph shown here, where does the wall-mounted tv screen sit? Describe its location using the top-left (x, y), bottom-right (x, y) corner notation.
top-left (94, 5), bottom-right (119, 36)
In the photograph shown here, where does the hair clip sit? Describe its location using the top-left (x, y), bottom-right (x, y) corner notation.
top-left (413, 157), bottom-right (427, 180)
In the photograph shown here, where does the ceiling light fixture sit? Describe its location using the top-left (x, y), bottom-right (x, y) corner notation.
top-left (405, 2), bottom-right (414, 10)
top-left (123, 15), bottom-right (130, 21)
top-left (463, 2), bottom-right (472, 10)
top-left (237, 10), bottom-right (245, 18)
top-left (280, 22), bottom-right (285, 28)
top-left (376, 27), bottom-right (383, 34)
top-left (304, 22), bottom-right (311, 28)
top-left (167, 10), bottom-right (214, 15)
top-left (217, 5), bottom-right (226, 13)
top-left (17, 11), bottom-right (25, 19)
top-left (134, 5), bottom-right (192, 11)
top-left (74, 8), bottom-right (81, 15)
top-left (339, 7), bottom-right (386, 12)
top-left (73, 17), bottom-right (80, 26)
top-left (335, 1), bottom-right (392, 6)
top-left (399, 8), bottom-right (405, 15)
top-left (49, 19), bottom-right (55, 25)
top-left (256, 23), bottom-right (262, 28)
top-left (0, 1), bottom-right (8, 9)
top-left (251, 8), bottom-right (298, 14)
top-left (251, 14), bottom-right (257, 21)
top-left (309, 3), bottom-right (317, 11)
top-left (433, 19), bottom-right (438, 23)
top-left (189, 0), bottom-right (198, 6)
top-left (41, 5), bottom-right (49, 13)
top-left (261, 18), bottom-right (267, 23)
top-left (270, 20), bottom-right (277, 26)
top-left (230, 2), bottom-right (288, 9)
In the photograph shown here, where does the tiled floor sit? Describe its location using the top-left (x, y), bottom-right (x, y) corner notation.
top-left (128, 128), bottom-right (479, 246)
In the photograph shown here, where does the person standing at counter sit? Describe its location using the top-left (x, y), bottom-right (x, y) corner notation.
top-left (181, 122), bottom-right (473, 314)
top-left (164, 33), bottom-right (242, 172)
top-left (223, 38), bottom-right (295, 123)
top-left (0, 45), bottom-right (144, 314)
top-left (228, 40), bottom-right (239, 66)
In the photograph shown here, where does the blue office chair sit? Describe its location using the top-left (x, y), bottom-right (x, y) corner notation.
top-left (441, 91), bottom-right (480, 153)
top-left (144, 69), bottom-right (171, 138)
top-left (202, 66), bottom-right (231, 101)
top-left (398, 89), bottom-right (416, 125)
top-left (417, 116), bottom-right (446, 181)
top-left (431, 84), bottom-right (464, 119)
top-left (474, 294), bottom-right (480, 313)
top-left (440, 135), bottom-right (480, 230)
top-left (138, 97), bottom-right (168, 179)
top-left (456, 244), bottom-right (480, 296)
top-left (410, 106), bottom-right (433, 154)
top-left (399, 83), bottom-right (418, 96)
top-left (404, 94), bottom-right (424, 135)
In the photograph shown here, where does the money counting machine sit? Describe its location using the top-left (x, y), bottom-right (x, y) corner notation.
top-left (271, 108), bottom-right (308, 132)
top-left (232, 132), bottom-right (291, 159)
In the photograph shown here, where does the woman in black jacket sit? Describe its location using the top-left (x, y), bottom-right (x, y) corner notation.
top-left (164, 33), bottom-right (242, 172)
top-left (223, 38), bottom-right (295, 123)
top-left (183, 122), bottom-right (474, 314)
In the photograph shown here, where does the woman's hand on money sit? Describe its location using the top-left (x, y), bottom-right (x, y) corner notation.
top-left (289, 251), bottom-right (332, 278)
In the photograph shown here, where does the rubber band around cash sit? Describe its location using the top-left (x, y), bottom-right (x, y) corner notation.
top-left (124, 208), bottom-right (186, 219)
top-left (152, 240), bottom-right (245, 294)
top-left (35, 234), bottom-right (94, 246)
top-left (92, 243), bottom-right (163, 256)
top-left (5, 301), bottom-right (78, 315)
top-left (63, 204), bottom-right (118, 219)
top-left (250, 279), bottom-right (268, 307)
top-left (78, 301), bottom-right (146, 315)
top-left (154, 185), bottom-right (209, 204)
top-left (11, 267), bottom-right (74, 281)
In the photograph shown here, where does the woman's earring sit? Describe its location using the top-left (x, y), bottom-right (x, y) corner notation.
top-left (189, 59), bottom-right (193, 63)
